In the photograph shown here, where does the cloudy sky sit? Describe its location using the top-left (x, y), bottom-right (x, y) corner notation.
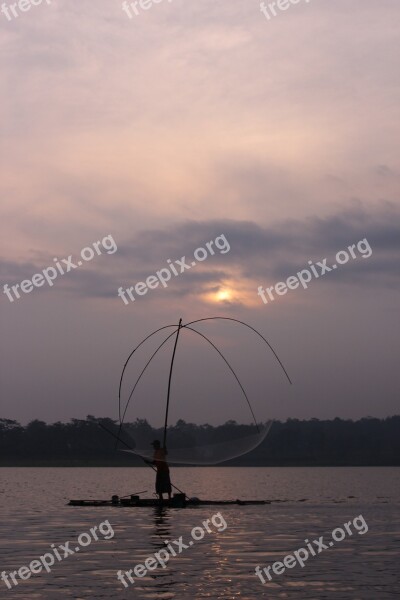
top-left (1, 0), bottom-right (399, 426)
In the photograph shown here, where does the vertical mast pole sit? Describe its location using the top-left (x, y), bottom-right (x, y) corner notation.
top-left (163, 318), bottom-right (183, 448)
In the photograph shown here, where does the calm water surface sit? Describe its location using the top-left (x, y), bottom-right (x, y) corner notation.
top-left (0, 467), bottom-right (399, 599)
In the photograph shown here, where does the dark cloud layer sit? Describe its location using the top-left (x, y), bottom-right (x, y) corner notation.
top-left (2, 203), bottom-right (399, 303)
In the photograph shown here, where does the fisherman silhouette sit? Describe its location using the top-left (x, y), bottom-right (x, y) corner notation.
top-left (149, 440), bottom-right (172, 503)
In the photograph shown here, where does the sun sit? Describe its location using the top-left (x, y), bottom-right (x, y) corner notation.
top-left (215, 289), bottom-right (232, 302)
top-left (201, 285), bottom-right (236, 305)
top-left (201, 282), bottom-right (259, 307)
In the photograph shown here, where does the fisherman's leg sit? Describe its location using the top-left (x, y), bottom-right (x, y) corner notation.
top-left (167, 475), bottom-right (172, 500)
top-left (156, 472), bottom-right (161, 502)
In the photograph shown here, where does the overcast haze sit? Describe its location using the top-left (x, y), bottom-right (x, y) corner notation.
top-left (1, 0), bottom-right (399, 425)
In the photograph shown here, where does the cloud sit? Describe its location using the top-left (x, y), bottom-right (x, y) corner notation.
top-left (2, 203), bottom-right (399, 305)
top-left (2, 0), bottom-right (400, 259)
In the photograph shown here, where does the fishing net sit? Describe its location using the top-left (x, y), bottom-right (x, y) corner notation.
top-left (120, 422), bottom-right (273, 465)
top-left (117, 318), bottom-right (291, 466)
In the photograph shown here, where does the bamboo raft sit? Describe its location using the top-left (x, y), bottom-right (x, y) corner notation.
top-left (68, 494), bottom-right (270, 508)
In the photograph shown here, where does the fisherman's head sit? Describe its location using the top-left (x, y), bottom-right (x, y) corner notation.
top-left (151, 440), bottom-right (161, 449)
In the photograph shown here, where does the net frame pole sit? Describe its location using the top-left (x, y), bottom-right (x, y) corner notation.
top-left (163, 318), bottom-right (183, 448)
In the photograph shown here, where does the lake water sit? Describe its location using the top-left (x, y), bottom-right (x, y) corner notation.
top-left (0, 467), bottom-right (399, 599)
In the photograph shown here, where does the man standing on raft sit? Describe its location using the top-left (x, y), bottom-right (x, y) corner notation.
top-left (150, 440), bottom-right (172, 503)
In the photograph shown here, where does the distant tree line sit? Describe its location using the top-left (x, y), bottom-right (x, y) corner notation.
top-left (0, 415), bottom-right (399, 466)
